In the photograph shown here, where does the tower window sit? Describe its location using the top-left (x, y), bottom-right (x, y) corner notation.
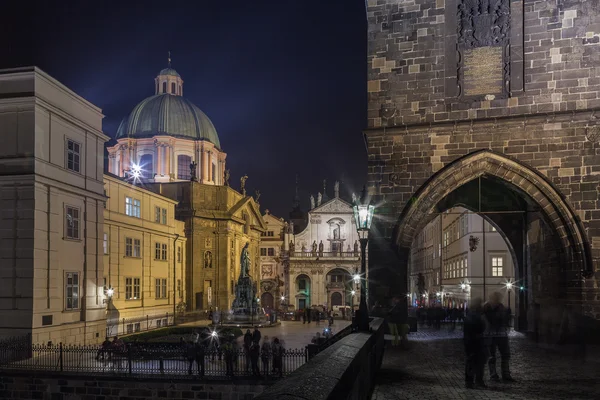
top-left (139, 154), bottom-right (153, 179)
top-left (171, 82), bottom-right (176, 94)
top-left (162, 82), bottom-right (167, 93)
top-left (177, 155), bottom-right (192, 180)
top-left (179, 85), bottom-right (182, 95)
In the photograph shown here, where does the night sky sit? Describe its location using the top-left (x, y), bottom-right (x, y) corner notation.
top-left (2, 0), bottom-right (368, 218)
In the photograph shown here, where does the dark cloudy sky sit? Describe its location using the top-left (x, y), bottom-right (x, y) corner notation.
top-left (1, 0), bottom-right (368, 218)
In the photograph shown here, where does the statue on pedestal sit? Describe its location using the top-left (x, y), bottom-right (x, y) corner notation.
top-left (319, 241), bottom-right (324, 257)
top-left (312, 241), bottom-right (317, 255)
top-left (240, 242), bottom-right (251, 278)
top-left (240, 174), bottom-right (248, 196)
top-left (190, 161), bottom-right (198, 182)
top-left (224, 169), bottom-right (230, 186)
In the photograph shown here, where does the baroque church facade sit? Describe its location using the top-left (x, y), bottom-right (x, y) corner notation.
top-left (286, 184), bottom-right (366, 313)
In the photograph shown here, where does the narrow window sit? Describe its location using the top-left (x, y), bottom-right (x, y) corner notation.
top-left (139, 154), bottom-right (153, 179)
top-left (134, 239), bottom-right (141, 257)
top-left (177, 155), bottom-right (192, 180)
top-left (161, 279), bottom-right (167, 298)
top-left (177, 279), bottom-right (182, 299)
top-left (171, 82), bottom-right (176, 94)
top-left (177, 246), bottom-right (182, 263)
top-left (260, 248), bottom-right (267, 256)
top-left (133, 278), bottom-right (140, 299)
top-left (103, 233), bottom-right (109, 254)
top-left (65, 272), bottom-right (80, 310)
top-left (162, 208), bottom-right (167, 225)
top-left (155, 243), bottom-right (161, 260)
top-left (66, 139), bottom-right (81, 173)
top-left (125, 197), bottom-right (141, 218)
top-left (125, 237), bottom-right (133, 257)
top-left (155, 278), bottom-right (161, 298)
top-left (162, 244), bottom-right (168, 260)
top-left (155, 206), bottom-right (161, 223)
top-left (268, 248), bottom-right (275, 256)
top-left (162, 82), bottom-right (167, 93)
top-left (125, 278), bottom-right (133, 299)
top-left (65, 206), bottom-right (80, 239)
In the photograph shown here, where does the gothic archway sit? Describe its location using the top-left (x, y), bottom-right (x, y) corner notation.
top-left (393, 149), bottom-right (593, 342)
top-left (395, 150), bottom-right (590, 275)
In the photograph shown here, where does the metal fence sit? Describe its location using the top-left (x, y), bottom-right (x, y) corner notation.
top-left (106, 312), bottom-right (175, 338)
top-left (0, 341), bottom-right (307, 379)
top-left (0, 334), bottom-right (32, 365)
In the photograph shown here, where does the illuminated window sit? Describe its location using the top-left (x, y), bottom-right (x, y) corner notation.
top-left (492, 257), bottom-right (504, 276)
top-left (65, 206), bottom-right (80, 239)
top-left (125, 197), bottom-right (141, 218)
top-left (65, 272), bottom-right (80, 310)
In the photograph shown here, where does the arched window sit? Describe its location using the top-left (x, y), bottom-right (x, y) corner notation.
top-left (162, 82), bottom-right (167, 93)
top-left (177, 155), bottom-right (192, 180)
top-left (139, 154), bottom-right (153, 179)
top-left (331, 292), bottom-right (343, 306)
top-left (171, 82), bottom-right (176, 94)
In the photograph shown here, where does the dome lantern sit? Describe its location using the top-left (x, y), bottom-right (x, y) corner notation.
top-left (155, 51), bottom-right (184, 96)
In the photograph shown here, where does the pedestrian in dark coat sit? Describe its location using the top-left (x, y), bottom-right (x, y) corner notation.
top-left (484, 292), bottom-right (515, 382)
top-left (252, 327), bottom-right (262, 344)
top-left (243, 329), bottom-right (253, 371)
top-left (186, 341), bottom-right (205, 377)
top-left (463, 298), bottom-right (487, 389)
top-left (249, 342), bottom-right (261, 377)
top-left (387, 297), bottom-right (404, 347)
top-left (222, 339), bottom-right (236, 377)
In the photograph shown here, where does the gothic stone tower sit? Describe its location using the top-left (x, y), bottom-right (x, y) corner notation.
top-left (366, 0), bottom-right (600, 342)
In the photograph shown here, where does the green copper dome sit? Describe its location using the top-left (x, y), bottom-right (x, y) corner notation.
top-left (159, 67), bottom-right (181, 77)
top-left (115, 94), bottom-right (220, 148)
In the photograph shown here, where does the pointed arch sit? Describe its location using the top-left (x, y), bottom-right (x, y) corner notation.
top-left (394, 149), bottom-right (591, 275)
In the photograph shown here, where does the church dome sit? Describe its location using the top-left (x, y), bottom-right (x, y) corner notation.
top-left (158, 67), bottom-right (180, 77)
top-left (115, 94), bottom-right (221, 147)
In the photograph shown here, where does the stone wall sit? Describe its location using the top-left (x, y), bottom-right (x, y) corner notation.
top-left (365, 0), bottom-right (600, 333)
top-left (0, 374), bottom-right (267, 400)
top-left (255, 318), bottom-right (386, 400)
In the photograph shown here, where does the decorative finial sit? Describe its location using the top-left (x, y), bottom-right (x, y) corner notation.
top-left (323, 179), bottom-right (327, 195)
top-left (168, 51), bottom-right (171, 68)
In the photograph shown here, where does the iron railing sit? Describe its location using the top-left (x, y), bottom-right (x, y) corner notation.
top-left (106, 312), bottom-right (175, 338)
top-left (0, 334), bottom-right (32, 364)
top-left (0, 341), bottom-right (307, 379)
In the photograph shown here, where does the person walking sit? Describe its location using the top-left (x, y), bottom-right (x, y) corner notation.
top-left (484, 292), bottom-right (515, 383)
top-left (260, 336), bottom-right (271, 376)
top-left (271, 337), bottom-right (284, 377)
top-left (249, 342), bottom-right (261, 377)
top-left (387, 297), bottom-right (403, 347)
top-left (463, 298), bottom-right (487, 389)
top-left (186, 341), bottom-right (205, 377)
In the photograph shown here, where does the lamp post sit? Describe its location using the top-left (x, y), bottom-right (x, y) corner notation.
top-left (351, 290), bottom-right (356, 318)
top-left (505, 282), bottom-right (513, 327)
top-left (352, 188), bottom-right (375, 332)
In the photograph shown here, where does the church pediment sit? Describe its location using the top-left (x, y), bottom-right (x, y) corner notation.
top-left (311, 198), bottom-right (353, 214)
top-left (230, 197), bottom-right (266, 230)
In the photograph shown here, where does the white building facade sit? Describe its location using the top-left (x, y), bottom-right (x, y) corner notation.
top-left (409, 206), bottom-right (516, 310)
top-left (286, 188), bottom-right (364, 313)
top-left (0, 67), bottom-right (109, 344)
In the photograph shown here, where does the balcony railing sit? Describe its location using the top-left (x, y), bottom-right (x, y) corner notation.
top-left (290, 251), bottom-right (359, 259)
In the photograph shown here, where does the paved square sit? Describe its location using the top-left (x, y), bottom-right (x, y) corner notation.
top-left (373, 328), bottom-right (600, 400)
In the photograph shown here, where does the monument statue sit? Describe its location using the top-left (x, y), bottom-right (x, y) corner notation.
top-left (354, 240), bottom-right (359, 256)
top-left (224, 169), bottom-right (230, 186)
top-left (240, 174), bottom-right (248, 196)
top-left (255, 189), bottom-right (261, 203)
top-left (317, 192), bottom-right (322, 207)
top-left (334, 181), bottom-right (340, 198)
top-left (240, 242), bottom-right (251, 278)
top-left (318, 240), bottom-right (324, 256)
top-left (289, 241), bottom-right (295, 253)
top-left (310, 195), bottom-right (315, 210)
top-left (312, 241), bottom-right (317, 255)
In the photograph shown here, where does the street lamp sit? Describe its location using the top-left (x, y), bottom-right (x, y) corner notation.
top-left (352, 188), bottom-right (375, 332)
top-left (505, 281), bottom-right (513, 315)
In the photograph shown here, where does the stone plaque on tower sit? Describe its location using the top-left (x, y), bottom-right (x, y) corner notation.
top-left (445, 0), bottom-right (524, 100)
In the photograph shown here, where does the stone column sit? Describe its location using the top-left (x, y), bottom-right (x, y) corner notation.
top-left (156, 143), bottom-right (162, 176)
top-left (208, 151), bottom-right (213, 182)
top-left (200, 145), bottom-right (205, 183)
top-left (162, 145), bottom-right (167, 176)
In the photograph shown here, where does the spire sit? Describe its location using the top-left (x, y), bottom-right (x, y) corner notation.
top-left (168, 51), bottom-right (172, 68)
top-left (322, 179), bottom-right (329, 202)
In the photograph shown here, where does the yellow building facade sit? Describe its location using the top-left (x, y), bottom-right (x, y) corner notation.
top-left (147, 182), bottom-right (265, 313)
top-left (103, 174), bottom-right (187, 336)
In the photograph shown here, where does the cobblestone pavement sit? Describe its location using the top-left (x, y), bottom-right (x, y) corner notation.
top-left (373, 328), bottom-right (600, 400)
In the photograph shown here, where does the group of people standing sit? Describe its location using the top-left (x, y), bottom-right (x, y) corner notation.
top-left (463, 292), bottom-right (515, 389)
top-left (185, 327), bottom-right (286, 378)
